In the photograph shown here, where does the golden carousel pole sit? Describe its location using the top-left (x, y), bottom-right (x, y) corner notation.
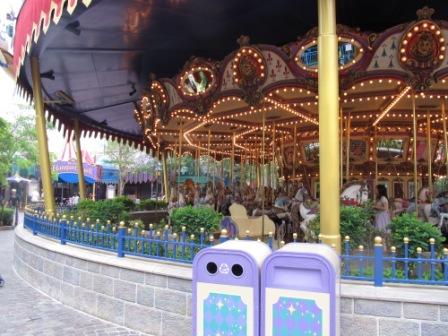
top-left (261, 109), bottom-right (266, 236)
top-left (162, 151), bottom-right (170, 201)
top-left (374, 127), bottom-right (378, 188)
top-left (412, 93), bottom-right (418, 217)
top-left (442, 99), bottom-right (448, 177)
top-left (207, 129), bottom-right (211, 184)
top-left (31, 57), bottom-right (55, 215)
top-left (177, 122), bottom-right (183, 206)
top-left (293, 125), bottom-right (297, 180)
top-left (340, 108), bottom-right (344, 188)
top-left (345, 112), bottom-right (351, 183)
top-left (240, 154), bottom-right (244, 187)
top-left (280, 137), bottom-right (285, 180)
top-left (196, 145), bottom-right (200, 183)
top-left (426, 111), bottom-right (432, 195)
top-left (318, 0), bottom-right (340, 252)
top-left (272, 123), bottom-right (276, 199)
top-left (231, 132), bottom-right (235, 185)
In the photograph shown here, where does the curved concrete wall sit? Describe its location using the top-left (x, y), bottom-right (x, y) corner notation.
top-left (14, 225), bottom-right (448, 336)
top-left (14, 226), bottom-right (192, 335)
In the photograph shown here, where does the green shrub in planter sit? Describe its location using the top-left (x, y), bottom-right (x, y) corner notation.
top-left (389, 214), bottom-right (445, 258)
top-left (113, 196), bottom-right (136, 211)
top-left (0, 208), bottom-right (14, 226)
top-left (309, 205), bottom-right (374, 248)
top-left (138, 199), bottom-right (168, 211)
top-left (170, 206), bottom-right (222, 240)
top-left (75, 199), bottom-right (130, 225)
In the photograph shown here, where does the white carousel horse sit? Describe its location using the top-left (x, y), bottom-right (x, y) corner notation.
top-left (340, 182), bottom-right (369, 204)
top-left (299, 202), bottom-right (317, 241)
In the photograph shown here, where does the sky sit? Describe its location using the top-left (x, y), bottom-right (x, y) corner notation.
top-left (0, 0), bottom-right (106, 161)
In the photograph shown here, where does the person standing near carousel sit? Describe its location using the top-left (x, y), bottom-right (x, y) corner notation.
top-left (373, 184), bottom-right (390, 234)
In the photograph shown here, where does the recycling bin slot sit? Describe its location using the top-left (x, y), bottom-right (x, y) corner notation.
top-left (272, 266), bottom-right (323, 291)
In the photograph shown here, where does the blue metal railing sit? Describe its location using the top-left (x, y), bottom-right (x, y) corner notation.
top-left (24, 213), bottom-right (214, 263)
top-left (341, 236), bottom-right (448, 287)
top-left (23, 213), bottom-right (448, 286)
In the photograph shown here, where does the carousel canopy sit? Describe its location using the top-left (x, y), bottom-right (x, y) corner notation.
top-left (13, 0), bottom-right (448, 151)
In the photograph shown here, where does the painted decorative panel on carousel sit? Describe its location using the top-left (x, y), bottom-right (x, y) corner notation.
top-left (192, 240), bottom-right (271, 336)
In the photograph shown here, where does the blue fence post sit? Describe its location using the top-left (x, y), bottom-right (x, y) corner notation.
top-left (60, 215), bottom-right (67, 245)
top-left (219, 229), bottom-right (229, 243)
top-left (374, 236), bottom-right (383, 287)
top-left (416, 247), bottom-right (423, 280)
top-left (391, 246), bottom-right (397, 279)
top-left (268, 232), bottom-right (274, 249)
top-left (32, 213), bottom-right (37, 235)
top-left (444, 248), bottom-right (448, 282)
top-left (343, 236), bottom-right (351, 276)
top-left (429, 238), bottom-right (436, 281)
top-left (117, 221), bottom-right (126, 257)
top-left (404, 237), bottom-right (409, 280)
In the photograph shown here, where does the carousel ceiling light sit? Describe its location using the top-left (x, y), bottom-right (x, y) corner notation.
top-left (373, 86), bottom-right (411, 126)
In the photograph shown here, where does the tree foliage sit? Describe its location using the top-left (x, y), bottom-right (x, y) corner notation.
top-left (0, 117), bottom-right (15, 186)
top-left (103, 142), bottom-right (161, 196)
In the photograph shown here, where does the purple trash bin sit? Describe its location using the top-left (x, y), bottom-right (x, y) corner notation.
top-left (261, 243), bottom-right (340, 336)
top-left (192, 240), bottom-right (271, 336)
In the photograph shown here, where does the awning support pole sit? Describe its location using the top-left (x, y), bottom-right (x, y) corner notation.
top-left (31, 57), bottom-right (55, 215)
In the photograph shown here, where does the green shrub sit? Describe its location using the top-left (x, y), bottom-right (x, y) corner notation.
top-left (309, 205), bottom-right (374, 248)
top-left (0, 207), bottom-right (14, 226)
top-left (170, 206), bottom-right (222, 240)
top-left (75, 199), bottom-right (130, 225)
top-left (389, 214), bottom-right (445, 258)
top-left (113, 196), bottom-right (136, 211)
top-left (138, 199), bottom-right (168, 211)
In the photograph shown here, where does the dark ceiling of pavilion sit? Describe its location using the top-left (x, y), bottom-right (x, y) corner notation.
top-left (19, 0), bottom-right (448, 140)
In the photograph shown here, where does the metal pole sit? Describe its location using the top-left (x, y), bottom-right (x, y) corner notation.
top-left (31, 57), bottom-right (55, 215)
top-left (442, 99), bottom-right (448, 177)
top-left (340, 107), bottom-right (344, 188)
top-left (231, 132), bottom-right (235, 184)
top-left (374, 127), bottom-right (378, 188)
top-left (426, 111), bottom-right (432, 195)
top-left (280, 137), bottom-right (284, 179)
top-left (272, 124), bottom-right (276, 196)
top-left (412, 93), bottom-right (418, 217)
top-left (178, 122), bottom-right (183, 187)
top-left (74, 119), bottom-right (86, 200)
top-left (261, 110), bottom-right (266, 236)
top-left (207, 129), bottom-right (211, 184)
top-left (293, 125), bottom-right (297, 180)
top-left (345, 113), bottom-right (351, 183)
top-left (162, 152), bottom-right (170, 201)
top-left (318, 0), bottom-right (340, 252)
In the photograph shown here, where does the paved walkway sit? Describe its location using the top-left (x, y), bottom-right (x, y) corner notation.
top-left (0, 229), bottom-right (148, 336)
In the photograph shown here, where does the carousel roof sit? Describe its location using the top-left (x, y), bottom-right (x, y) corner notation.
top-left (13, 1), bottom-right (448, 168)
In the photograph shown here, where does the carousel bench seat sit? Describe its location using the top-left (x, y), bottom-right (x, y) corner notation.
top-left (229, 203), bottom-right (275, 238)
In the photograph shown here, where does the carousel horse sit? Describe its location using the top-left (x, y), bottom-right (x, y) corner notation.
top-left (299, 202), bottom-right (317, 241)
top-left (340, 182), bottom-right (369, 204)
top-left (294, 186), bottom-right (318, 240)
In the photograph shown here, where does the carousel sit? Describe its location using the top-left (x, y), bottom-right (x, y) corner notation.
top-left (132, 7), bottom-right (448, 227)
top-left (12, 1), bottom-right (448, 248)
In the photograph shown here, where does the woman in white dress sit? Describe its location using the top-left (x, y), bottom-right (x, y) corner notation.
top-left (373, 184), bottom-right (390, 232)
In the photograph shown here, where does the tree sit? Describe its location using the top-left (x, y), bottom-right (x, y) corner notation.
top-left (0, 117), bottom-right (15, 187)
top-left (103, 142), bottom-right (160, 196)
top-left (10, 114), bottom-right (55, 176)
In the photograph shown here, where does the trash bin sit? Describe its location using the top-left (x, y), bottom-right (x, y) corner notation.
top-left (261, 243), bottom-right (340, 336)
top-left (193, 239), bottom-right (272, 336)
